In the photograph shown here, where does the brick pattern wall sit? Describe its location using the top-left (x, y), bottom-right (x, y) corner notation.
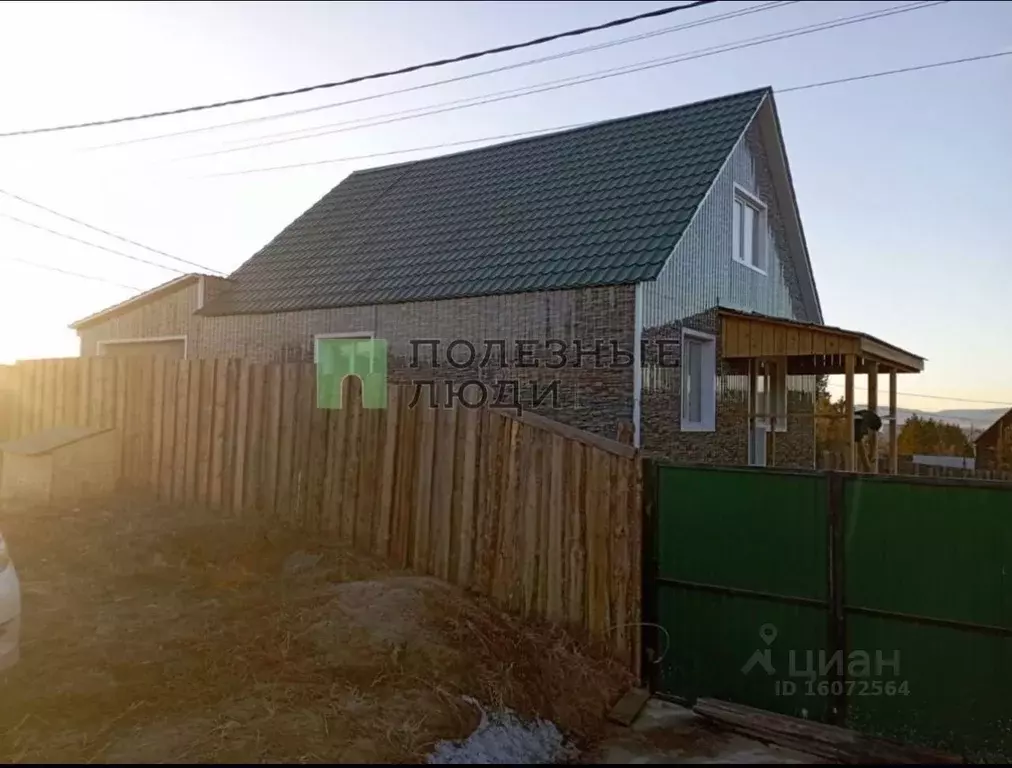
top-left (78, 282), bottom-right (201, 356)
top-left (79, 284), bottom-right (637, 441)
top-left (640, 309), bottom-right (815, 468)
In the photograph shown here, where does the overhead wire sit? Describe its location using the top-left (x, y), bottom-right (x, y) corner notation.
top-left (0, 211), bottom-right (186, 275)
top-left (90, 1), bottom-right (796, 149)
top-left (199, 48), bottom-right (1009, 178)
top-left (2, 255), bottom-right (141, 290)
top-left (181, 0), bottom-right (948, 159)
top-left (0, 188), bottom-right (225, 275)
top-left (0, 0), bottom-right (718, 138)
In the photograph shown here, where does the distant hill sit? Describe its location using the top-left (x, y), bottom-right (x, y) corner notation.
top-left (853, 406), bottom-right (1007, 435)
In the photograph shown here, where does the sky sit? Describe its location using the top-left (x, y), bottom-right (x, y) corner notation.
top-left (0, 0), bottom-right (1008, 417)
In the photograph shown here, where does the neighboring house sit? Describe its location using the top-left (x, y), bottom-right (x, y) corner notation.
top-left (911, 454), bottom-right (976, 471)
top-left (70, 87), bottom-right (924, 469)
top-left (71, 273), bottom-right (232, 359)
top-left (975, 407), bottom-right (1012, 470)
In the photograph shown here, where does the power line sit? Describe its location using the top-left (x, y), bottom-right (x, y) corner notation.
top-left (0, 0), bottom-right (717, 138)
top-left (826, 382), bottom-right (1011, 408)
top-left (778, 49), bottom-right (1012, 93)
top-left (3, 255), bottom-right (141, 291)
top-left (92, 1), bottom-right (795, 150)
top-left (0, 188), bottom-right (225, 275)
top-left (183, 0), bottom-right (947, 159)
top-left (200, 47), bottom-right (1005, 179)
top-left (0, 211), bottom-right (186, 275)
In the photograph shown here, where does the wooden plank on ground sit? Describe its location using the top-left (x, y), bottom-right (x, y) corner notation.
top-left (692, 699), bottom-right (964, 765)
top-left (455, 404), bottom-right (480, 587)
top-left (607, 687), bottom-right (651, 727)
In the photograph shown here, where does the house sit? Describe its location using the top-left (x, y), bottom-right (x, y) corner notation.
top-left (975, 407), bottom-right (1012, 470)
top-left (70, 87), bottom-right (924, 470)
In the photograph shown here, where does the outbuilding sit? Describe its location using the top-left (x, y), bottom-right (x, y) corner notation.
top-left (0, 426), bottom-right (120, 505)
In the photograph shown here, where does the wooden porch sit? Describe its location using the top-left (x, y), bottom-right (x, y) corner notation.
top-left (718, 309), bottom-right (925, 473)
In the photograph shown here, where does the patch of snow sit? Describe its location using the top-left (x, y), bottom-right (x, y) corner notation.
top-left (427, 697), bottom-right (574, 765)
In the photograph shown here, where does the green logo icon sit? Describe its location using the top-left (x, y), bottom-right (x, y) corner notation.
top-left (316, 337), bottom-right (388, 409)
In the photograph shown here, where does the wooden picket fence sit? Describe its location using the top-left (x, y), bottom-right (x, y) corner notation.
top-left (2, 357), bottom-right (642, 669)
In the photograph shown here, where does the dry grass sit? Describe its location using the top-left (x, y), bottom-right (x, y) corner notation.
top-left (0, 499), bottom-right (632, 763)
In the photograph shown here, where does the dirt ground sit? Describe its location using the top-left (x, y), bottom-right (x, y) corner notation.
top-left (0, 499), bottom-right (632, 763)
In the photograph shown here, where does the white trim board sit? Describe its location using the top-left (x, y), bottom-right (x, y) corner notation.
top-left (96, 335), bottom-right (189, 359)
top-left (312, 331), bottom-right (375, 363)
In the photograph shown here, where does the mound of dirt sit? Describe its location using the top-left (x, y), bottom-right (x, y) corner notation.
top-left (0, 499), bottom-right (633, 763)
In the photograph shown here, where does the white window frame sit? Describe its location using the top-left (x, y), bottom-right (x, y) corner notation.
top-left (312, 331), bottom-right (375, 363)
top-left (753, 357), bottom-right (788, 433)
top-left (732, 184), bottom-right (767, 275)
top-left (680, 328), bottom-right (716, 432)
top-left (96, 335), bottom-right (189, 359)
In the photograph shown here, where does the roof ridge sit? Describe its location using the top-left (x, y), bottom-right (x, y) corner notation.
top-left (350, 86), bottom-right (772, 177)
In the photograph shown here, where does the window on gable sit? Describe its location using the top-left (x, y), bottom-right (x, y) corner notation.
top-left (733, 186), bottom-right (767, 273)
top-left (680, 329), bottom-right (716, 432)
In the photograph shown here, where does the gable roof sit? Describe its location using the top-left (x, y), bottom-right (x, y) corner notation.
top-left (69, 273), bottom-right (226, 330)
top-left (975, 407), bottom-right (1012, 446)
top-left (201, 88), bottom-right (770, 316)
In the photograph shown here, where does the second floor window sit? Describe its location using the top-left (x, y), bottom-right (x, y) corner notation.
top-left (733, 186), bottom-right (767, 273)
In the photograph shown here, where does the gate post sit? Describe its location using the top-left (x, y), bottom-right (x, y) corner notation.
top-left (640, 457), bottom-right (660, 690)
top-left (826, 471), bottom-right (848, 725)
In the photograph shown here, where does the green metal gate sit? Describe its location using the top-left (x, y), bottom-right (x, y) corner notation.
top-left (644, 462), bottom-right (1012, 759)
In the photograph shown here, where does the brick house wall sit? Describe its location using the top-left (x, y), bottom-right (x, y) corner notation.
top-left (80, 283), bottom-right (638, 442)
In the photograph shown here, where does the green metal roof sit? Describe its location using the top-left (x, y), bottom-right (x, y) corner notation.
top-left (203, 88), bottom-right (768, 316)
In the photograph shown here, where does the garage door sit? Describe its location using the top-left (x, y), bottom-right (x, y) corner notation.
top-left (99, 339), bottom-right (186, 360)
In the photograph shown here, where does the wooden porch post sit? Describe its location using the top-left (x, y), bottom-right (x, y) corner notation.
top-left (844, 353), bottom-right (856, 471)
top-left (867, 362), bottom-right (879, 474)
top-left (889, 367), bottom-right (898, 474)
top-left (748, 359), bottom-right (757, 464)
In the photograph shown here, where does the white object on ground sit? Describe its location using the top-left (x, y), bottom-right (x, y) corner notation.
top-left (0, 529), bottom-right (21, 670)
top-left (427, 697), bottom-right (574, 765)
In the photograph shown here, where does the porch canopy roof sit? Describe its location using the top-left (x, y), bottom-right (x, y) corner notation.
top-left (718, 309), bottom-right (924, 375)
